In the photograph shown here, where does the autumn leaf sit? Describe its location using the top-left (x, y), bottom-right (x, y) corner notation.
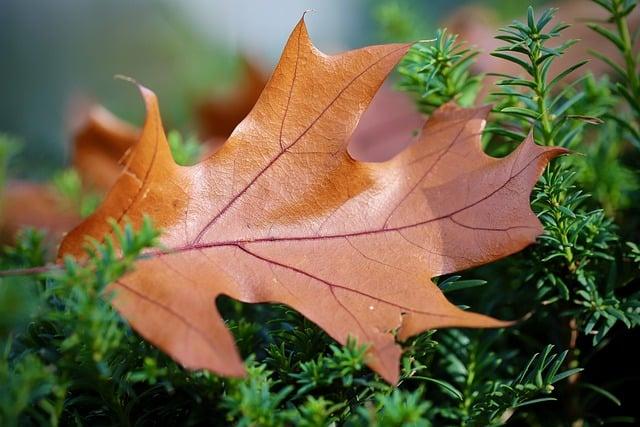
top-left (59, 18), bottom-right (566, 384)
top-left (348, 84), bottom-right (424, 162)
top-left (197, 56), bottom-right (267, 145)
top-left (72, 105), bottom-right (140, 191)
top-left (0, 181), bottom-right (79, 244)
top-left (0, 108), bottom-right (130, 244)
top-left (0, 107), bottom-right (137, 243)
top-left (72, 100), bottom-right (229, 192)
top-left (2, 92), bottom-right (226, 243)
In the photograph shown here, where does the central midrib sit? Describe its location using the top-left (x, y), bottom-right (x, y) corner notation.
top-left (152, 149), bottom-right (550, 259)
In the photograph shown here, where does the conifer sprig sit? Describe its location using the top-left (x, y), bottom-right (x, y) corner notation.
top-left (398, 29), bottom-right (482, 113)
top-left (589, 0), bottom-right (640, 148)
top-left (489, 7), bottom-right (590, 147)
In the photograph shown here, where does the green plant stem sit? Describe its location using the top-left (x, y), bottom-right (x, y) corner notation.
top-left (0, 264), bottom-right (61, 277)
top-left (614, 5), bottom-right (640, 96)
top-left (531, 41), bottom-right (555, 146)
top-left (461, 349), bottom-right (477, 422)
top-left (533, 65), bottom-right (554, 146)
top-left (564, 318), bottom-right (583, 426)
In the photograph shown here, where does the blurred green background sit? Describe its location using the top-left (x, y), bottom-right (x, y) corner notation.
top-left (0, 0), bottom-right (547, 178)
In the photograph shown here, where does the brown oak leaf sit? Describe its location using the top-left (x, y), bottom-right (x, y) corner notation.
top-left (0, 106), bottom-right (134, 245)
top-left (1, 106), bottom-right (139, 244)
top-left (72, 105), bottom-right (140, 191)
top-left (348, 84), bottom-right (424, 162)
top-left (59, 18), bottom-right (566, 383)
top-left (197, 56), bottom-right (268, 144)
top-left (0, 181), bottom-right (80, 244)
